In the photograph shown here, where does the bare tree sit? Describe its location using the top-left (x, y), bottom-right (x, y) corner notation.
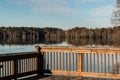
top-left (111, 0), bottom-right (120, 26)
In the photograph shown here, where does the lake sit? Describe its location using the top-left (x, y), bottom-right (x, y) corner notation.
top-left (0, 41), bottom-right (71, 54)
top-left (0, 41), bottom-right (114, 54)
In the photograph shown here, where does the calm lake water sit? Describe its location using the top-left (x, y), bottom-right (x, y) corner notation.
top-left (0, 42), bottom-right (70, 54)
top-left (0, 41), bottom-right (113, 54)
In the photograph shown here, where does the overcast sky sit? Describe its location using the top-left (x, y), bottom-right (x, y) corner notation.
top-left (0, 0), bottom-right (115, 29)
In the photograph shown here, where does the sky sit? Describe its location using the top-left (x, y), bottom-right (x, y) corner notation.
top-left (0, 0), bottom-right (115, 29)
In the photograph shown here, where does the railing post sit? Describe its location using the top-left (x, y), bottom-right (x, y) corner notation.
top-left (77, 53), bottom-right (83, 77)
top-left (12, 56), bottom-right (18, 80)
top-left (35, 46), bottom-right (41, 53)
top-left (35, 46), bottom-right (44, 76)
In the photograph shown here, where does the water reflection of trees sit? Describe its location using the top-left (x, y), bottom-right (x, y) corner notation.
top-left (66, 38), bottom-right (115, 47)
top-left (0, 37), bottom-right (119, 47)
top-left (0, 37), bottom-right (64, 45)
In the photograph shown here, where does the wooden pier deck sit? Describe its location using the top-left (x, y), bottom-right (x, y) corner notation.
top-left (0, 46), bottom-right (120, 79)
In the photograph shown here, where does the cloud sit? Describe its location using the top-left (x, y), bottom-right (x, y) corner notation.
top-left (30, 0), bottom-right (79, 14)
top-left (5, 0), bottom-right (80, 14)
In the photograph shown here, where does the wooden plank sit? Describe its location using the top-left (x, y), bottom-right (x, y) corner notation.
top-left (112, 54), bottom-right (114, 73)
top-left (50, 52), bottom-right (52, 70)
top-left (67, 53), bottom-right (70, 71)
top-left (90, 54), bottom-right (92, 72)
top-left (40, 46), bottom-right (120, 54)
top-left (66, 53), bottom-right (68, 71)
top-left (100, 54), bottom-right (102, 73)
top-left (11, 61), bottom-right (14, 75)
top-left (56, 52), bottom-right (58, 70)
top-left (97, 54), bottom-right (99, 73)
top-left (61, 52), bottom-right (64, 70)
top-left (86, 53), bottom-right (88, 72)
top-left (81, 72), bottom-right (120, 79)
top-left (108, 54), bottom-right (110, 73)
top-left (48, 70), bottom-right (120, 79)
top-left (77, 53), bottom-right (83, 73)
top-left (72, 53), bottom-right (74, 71)
top-left (93, 54), bottom-right (95, 72)
top-left (104, 54), bottom-right (106, 73)
top-left (50, 70), bottom-right (81, 76)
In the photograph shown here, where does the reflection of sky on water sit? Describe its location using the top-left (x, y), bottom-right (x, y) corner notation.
top-left (0, 42), bottom-right (71, 54)
top-left (0, 41), bottom-right (115, 54)
top-left (0, 45), bottom-right (34, 54)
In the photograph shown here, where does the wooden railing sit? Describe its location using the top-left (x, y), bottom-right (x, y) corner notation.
top-left (0, 52), bottom-right (43, 80)
top-left (1, 46), bottom-right (120, 79)
top-left (36, 46), bottom-right (120, 79)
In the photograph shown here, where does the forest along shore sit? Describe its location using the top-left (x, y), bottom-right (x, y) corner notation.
top-left (0, 26), bottom-right (120, 47)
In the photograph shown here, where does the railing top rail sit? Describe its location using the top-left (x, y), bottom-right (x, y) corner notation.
top-left (0, 52), bottom-right (38, 61)
top-left (37, 46), bottom-right (120, 54)
top-left (0, 52), bottom-right (36, 57)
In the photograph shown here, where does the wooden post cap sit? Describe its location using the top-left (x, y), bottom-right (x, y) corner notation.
top-left (35, 46), bottom-right (41, 53)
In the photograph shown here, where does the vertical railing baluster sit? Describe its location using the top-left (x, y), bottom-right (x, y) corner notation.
top-left (0, 62), bottom-right (2, 77)
top-left (26, 59), bottom-right (28, 72)
top-left (61, 52), bottom-right (64, 70)
top-left (59, 52), bottom-right (61, 70)
top-left (72, 53), bottom-right (74, 71)
top-left (46, 53), bottom-right (48, 70)
top-left (27, 59), bottom-right (29, 72)
top-left (29, 58), bottom-right (31, 72)
top-left (30, 58), bottom-right (32, 71)
top-left (5, 61), bottom-right (8, 76)
top-left (69, 53), bottom-right (71, 71)
top-left (68, 53), bottom-right (70, 71)
top-left (100, 54), bottom-right (102, 73)
top-left (33, 58), bottom-right (34, 71)
top-left (24, 59), bottom-right (26, 72)
top-left (53, 52), bottom-right (55, 70)
top-left (112, 54), bottom-right (114, 74)
top-left (92, 54), bottom-right (94, 72)
top-left (66, 53), bottom-right (68, 71)
top-left (31, 58), bottom-right (33, 71)
top-left (23, 59), bottom-right (25, 73)
top-left (56, 52), bottom-right (58, 70)
top-left (77, 53), bottom-right (83, 77)
top-left (86, 53), bottom-right (88, 72)
top-left (97, 54), bottom-right (99, 73)
top-left (104, 54), bottom-right (106, 73)
top-left (50, 52), bottom-right (52, 70)
top-left (54, 52), bottom-right (56, 70)
top-left (94, 54), bottom-right (95, 72)
top-left (9, 61), bottom-right (10, 76)
top-left (108, 54), bottom-right (110, 73)
top-left (34, 58), bottom-right (37, 70)
top-left (3, 62), bottom-right (5, 77)
top-left (21, 60), bottom-right (23, 73)
top-left (116, 54), bottom-right (118, 74)
top-left (90, 53), bottom-right (92, 72)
